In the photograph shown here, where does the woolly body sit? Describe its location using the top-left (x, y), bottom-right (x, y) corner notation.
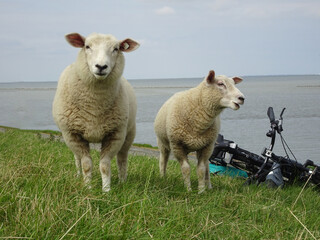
top-left (53, 33), bottom-right (139, 192)
top-left (154, 70), bottom-right (244, 193)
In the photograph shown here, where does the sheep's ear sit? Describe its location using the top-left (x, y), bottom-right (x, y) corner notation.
top-left (232, 77), bottom-right (243, 84)
top-left (65, 33), bottom-right (86, 48)
top-left (120, 38), bottom-right (140, 52)
top-left (206, 70), bottom-right (216, 85)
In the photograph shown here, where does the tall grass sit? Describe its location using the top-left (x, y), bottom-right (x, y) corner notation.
top-left (0, 128), bottom-right (319, 239)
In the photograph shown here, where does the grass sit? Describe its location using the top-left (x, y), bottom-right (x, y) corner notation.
top-left (1, 128), bottom-right (320, 239)
top-left (0, 125), bottom-right (62, 136)
top-left (133, 143), bottom-right (158, 149)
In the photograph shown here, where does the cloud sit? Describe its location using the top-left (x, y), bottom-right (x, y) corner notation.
top-left (155, 6), bottom-right (175, 15)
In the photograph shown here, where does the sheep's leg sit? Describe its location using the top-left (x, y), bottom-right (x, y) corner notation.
top-left (99, 154), bottom-right (112, 193)
top-left (172, 146), bottom-right (191, 191)
top-left (158, 138), bottom-right (170, 177)
top-left (196, 160), bottom-right (206, 194)
top-left (159, 147), bottom-right (170, 177)
top-left (74, 154), bottom-right (81, 177)
top-left (100, 132), bottom-right (126, 192)
top-left (117, 150), bottom-right (128, 183)
top-left (81, 155), bottom-right (93, 187)
top-left (63, 133), bottom-right (92, 187)
top-left (117, 127), bottom-right (135, 183)
top-left (205, 160), bottom-right (212, 190)
top-left (99, 152), bottom-right (115, 193)
top-left (196, 146), bottom-right (213, 194)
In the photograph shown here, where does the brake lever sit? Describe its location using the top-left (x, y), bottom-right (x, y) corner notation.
top-left (277, 108), bottom-right (286, 133)
top-left (280, 108), bottom-right (286, 119)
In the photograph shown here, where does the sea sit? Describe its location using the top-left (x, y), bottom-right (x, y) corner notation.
top-left (1, 75), bottom-right (320, 164)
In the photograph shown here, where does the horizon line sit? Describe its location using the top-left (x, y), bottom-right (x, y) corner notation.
top-left (0, 73), bottom-right (320, 84)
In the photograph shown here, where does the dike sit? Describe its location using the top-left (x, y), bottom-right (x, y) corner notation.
top-left (0, 126), bottom-right (196, 161)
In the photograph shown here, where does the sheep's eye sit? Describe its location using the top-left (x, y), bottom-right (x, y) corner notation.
top-left (85, 45), bottom-right (90, 49)
top-left (113, 47), bottom-right (119, 52)
top-left (217, 82), bottom-right (225, 87)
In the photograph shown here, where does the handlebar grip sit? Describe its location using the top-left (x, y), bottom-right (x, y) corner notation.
top-left (267, 107), bottom-right (275, 123)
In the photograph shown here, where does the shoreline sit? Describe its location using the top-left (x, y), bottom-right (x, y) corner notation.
top-left (0, 73), bottom-right (319, 84)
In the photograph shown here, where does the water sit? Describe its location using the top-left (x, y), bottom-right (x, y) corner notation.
top-left (1, 75), bottom-right (320, 164)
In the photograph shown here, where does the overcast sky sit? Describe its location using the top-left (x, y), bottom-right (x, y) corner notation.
top-left (0, 0), bottom-right (319, 82)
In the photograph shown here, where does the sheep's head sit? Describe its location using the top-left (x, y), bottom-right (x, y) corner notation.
top-left (205, 70), bottom-right (245, 110)
top-left (65, 33), bottom-right (140, 80)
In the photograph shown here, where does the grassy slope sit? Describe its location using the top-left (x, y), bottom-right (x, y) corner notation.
top-left (0, 128), bottom-right (319, 239)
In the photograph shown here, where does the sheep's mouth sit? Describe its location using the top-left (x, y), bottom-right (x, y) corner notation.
top-left (96, 73), bottom-right (107, 76)
top-left (233, 102), bottom-right (240, 109)
top-left (94, 73), bottom-right (108, 79)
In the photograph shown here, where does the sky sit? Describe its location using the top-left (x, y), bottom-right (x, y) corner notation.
top-left (0, 0), bottom-right (319, 82)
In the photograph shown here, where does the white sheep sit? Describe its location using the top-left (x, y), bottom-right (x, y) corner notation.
top-left (52, 32), bottom-right (140, 192)
top-left (154, 70), bottom-right (245, 193)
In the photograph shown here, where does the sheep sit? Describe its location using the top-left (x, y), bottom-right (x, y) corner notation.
top-left (52, 32), bottom-right (140, 192)
top-left (154, 70), bottom-right (245, 193)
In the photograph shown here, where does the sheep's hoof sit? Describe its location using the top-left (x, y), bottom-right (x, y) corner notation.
top-left (198, 188), bottom-right (206, 194)
top-left (102, 186), bottom-right (111, 193)
top-left (118, 175), bottom-right (127, 183)
top-left (198, 184), bottom-right (207, 194)
top-left (160, 174), bottom-right (167, 179)
top-left (83, 184), bottom-right (92, 191)
top-left (83, 178), bottom-right (92, 190)
top-left (160, 170), bottom-right (166, 177)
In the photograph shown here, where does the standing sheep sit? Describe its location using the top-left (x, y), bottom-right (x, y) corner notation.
top-left (154, 70), bottom-right (245, 193)
top-left (52, 32), bottom-right (139, 192)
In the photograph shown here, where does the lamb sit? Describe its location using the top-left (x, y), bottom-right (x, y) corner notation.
top-left (154, 70), bottom-right (245, 193)
top-left (52, 32), bottom-right (139, 192)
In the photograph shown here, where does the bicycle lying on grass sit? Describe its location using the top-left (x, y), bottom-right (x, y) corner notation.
top-left (209, 107), bottom-right (320, 189)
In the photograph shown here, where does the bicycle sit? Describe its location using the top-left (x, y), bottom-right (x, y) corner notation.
top-left (209, 107), bottom-right (320, 188)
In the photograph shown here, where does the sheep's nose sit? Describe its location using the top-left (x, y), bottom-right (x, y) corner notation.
top-left (239, 96), bottom-right (245, 103)
top-left (95, 64), bottom-right (108, 72)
